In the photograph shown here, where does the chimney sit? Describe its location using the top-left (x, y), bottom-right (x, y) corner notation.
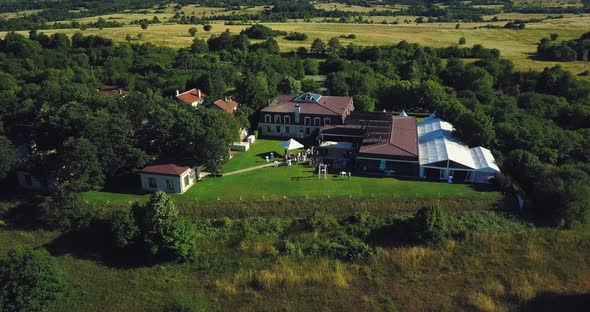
top-left (176, 90), bottom-right (180, 96)
top-left (118, 89), bottom-right (123, 95)
top-left (224, 96), bottom-right (228, 102)
top-left (197, 89), bottom-right (201, 98)
top-left (294, 104), bottom-right (301, 124)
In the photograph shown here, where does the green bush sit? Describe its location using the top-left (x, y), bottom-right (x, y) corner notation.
top-left (411, 204), bottom-right (448, 244)
top-left (308, 211), bottom-right (339, 232)
top-left (110, 209), bottom-right (140, 248)
top-left (0, 246), bottom-right (68, 312)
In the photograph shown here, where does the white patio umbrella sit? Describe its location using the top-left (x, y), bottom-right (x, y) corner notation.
top-left (280, 138), bottom-right (304, 150)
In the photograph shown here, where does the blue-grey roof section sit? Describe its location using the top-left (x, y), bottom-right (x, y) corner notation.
top-left (294, 92), bottom-right (322, 103)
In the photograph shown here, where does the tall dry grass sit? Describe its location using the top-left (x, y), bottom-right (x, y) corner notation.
top-left (215, 258), bottom-right (352, 295)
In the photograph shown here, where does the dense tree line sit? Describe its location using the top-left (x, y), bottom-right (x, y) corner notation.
top-left (536, 32), bottom-right (590, 62)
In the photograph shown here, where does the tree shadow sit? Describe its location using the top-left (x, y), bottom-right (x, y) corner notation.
top-left (366, 219), bottom-right (415, 247)
top-left (98, 173), bottom-right (145, 195)
top-left (520, 292), bottom-right (590, 312)
top-left (44, 220), bottom-right (162, 269)
top-left (255, 150), bottom-right (283, 160)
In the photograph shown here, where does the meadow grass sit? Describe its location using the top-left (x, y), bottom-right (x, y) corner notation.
top-left (2, 221), bottom-right (586, 311)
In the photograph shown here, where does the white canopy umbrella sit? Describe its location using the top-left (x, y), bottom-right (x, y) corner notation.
top-left (280, 138), bottom-right (304, 150)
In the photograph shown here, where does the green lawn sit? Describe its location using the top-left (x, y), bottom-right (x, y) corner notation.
top-left (223, 138), bottom-right (293, 172)
top-left (83, 139), bottom-right (499, 205)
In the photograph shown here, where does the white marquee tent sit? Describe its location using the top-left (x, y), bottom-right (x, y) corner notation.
top-left (280, 138), bottom-right (304, 150)
top-left (417, 117), bottom-right (500, 183)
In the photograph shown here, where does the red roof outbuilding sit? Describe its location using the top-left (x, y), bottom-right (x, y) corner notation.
top-left (139, 164), bottom-right (191, 176)
top-left (176, 88), bottom-right (206, 105)
top-left (212, 98), bottom-right (239, 114)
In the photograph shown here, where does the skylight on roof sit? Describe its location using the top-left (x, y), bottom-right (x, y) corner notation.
top-left (294, 92), bottom-right (321, 103)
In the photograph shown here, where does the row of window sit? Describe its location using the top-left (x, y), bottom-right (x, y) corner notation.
top-left (264, 114), bottom-right (331, 126)
top-left (147, 175), bottom-right (191, 191)
top-left (266, 125), bottom-right (312, 135)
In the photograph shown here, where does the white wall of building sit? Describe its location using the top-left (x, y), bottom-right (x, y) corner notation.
top-left (139, 169), bottom-right (196, 194)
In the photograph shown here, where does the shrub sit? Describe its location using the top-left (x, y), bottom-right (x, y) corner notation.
top-left (411, 204), bottom-right (448, 244)
top-left (0, 246), bottom-right (68, 312)
top-left (285, 32), bottom-right (308, 41)
top-left (459, 37), bottom-right (467, 45)
top-left (203, 24), bottom-right (212, 31)
top-left (110, 209), bottom-right (139, 248)
top-left (308, 211), bottom-right (339, 232)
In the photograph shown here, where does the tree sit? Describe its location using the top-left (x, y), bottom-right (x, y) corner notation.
top-left (125, 34), bottom-right (132, 42)
top-left (353, 95), bottom-right (376, 112)
top-left (310, 38), bottom-right (326, 55)
top-left (140, 21), bottom-right (148, 30)
top-left (0, 246), bottom-right (67, 312)
top-left (0, 136), bottom-right (16, 180)
top-left (550, 33), bottom-right (559, 41)
top-left (54, 137), bottom-right (104, 192)
top-left (326, 37), bottom-right (342, 57)
top-left (236, 71), bottom-right (271, 110)
top-left (188, 27), bottom-right (197, 37)
top-left (277, 76), bottom-right (302, 94)
top-left (411, 204), bottom-right (448, 244)
top-left (190, 38), bottom-right (208, 53)
top-left (459, 37), bottom-right (466, 45)
top-left (142, 191), bottom-right (196, 259)
top-left (455, 23), bottom-right (460, 29)
top-left (203, 24), bottom-right (212, 32)
top-left (110, 209), bottom-right (140, 248)
top-left (143, 191), bottom-right (179, 255)
top-left (302, 58), bottom-right (319, 75)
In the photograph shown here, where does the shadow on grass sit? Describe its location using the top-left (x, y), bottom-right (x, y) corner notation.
top-left (44, 221), bottom-right (162, 269)
top-left (255, 150), bottom-right (283, 160)
top-left (99, 173), bottom-right (145, 196)
top-left (520, 292), bottom-right (590, 312)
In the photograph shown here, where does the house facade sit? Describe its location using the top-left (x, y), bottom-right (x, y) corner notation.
top-left (259, 92), bottom-right (354, 138)
top-left (139, 164), bottom-right (196, 194)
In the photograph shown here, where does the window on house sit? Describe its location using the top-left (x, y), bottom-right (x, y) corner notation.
top-left (148, 177), bottom-right (156, 188)
top-left (284, 116), bottom-right (291, 124)
top-left (285, 126), bottom-right (290, 134)
top-left (314, 117), bottom-right (321, 126)
top-left (324, 118), bottom-right (331, 125)
top-left (304, 117), bottom-right (311, 125)
top-left (305, 128), bottom-right (310, 135)
top-left (276, 125), bottom-right (281, 133)
top-left (275, 115), bottom-right (282, 124)
top-left (24, 174), bottom-right (32, 186)
top-left (166, 179), bottom-right (174, 191)
top-left (265, 114), bottom-right (271, 123)
top-left (184, 175), bottom-right (190, 187)
top-left (267, 125), bottom-right (271, 133)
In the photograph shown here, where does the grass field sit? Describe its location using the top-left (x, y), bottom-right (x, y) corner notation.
top-left (3, 13), bottom-right (589, 77)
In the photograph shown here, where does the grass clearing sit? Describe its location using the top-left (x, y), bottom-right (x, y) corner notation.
top-left (83, 138), bottom-right (499, 208)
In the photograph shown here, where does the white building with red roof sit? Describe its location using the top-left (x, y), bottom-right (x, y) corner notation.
top-left (176, 88), bottom-right (206, 108)
top-left (139, 163), bottom-right (196, 193)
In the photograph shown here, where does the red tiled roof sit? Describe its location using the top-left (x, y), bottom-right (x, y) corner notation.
top-left (358, 116), bottom-right (419, 159)
top-left (261, 94), bottom-right (353, 118)
top-left (140, 164), bottom-right (190, 176)
top-left (176, 89), bottom-right (206, 104)
top-left (99, 85), bottom-right (127, 97)
top-left (213, 98), bottom-right (239, 114)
